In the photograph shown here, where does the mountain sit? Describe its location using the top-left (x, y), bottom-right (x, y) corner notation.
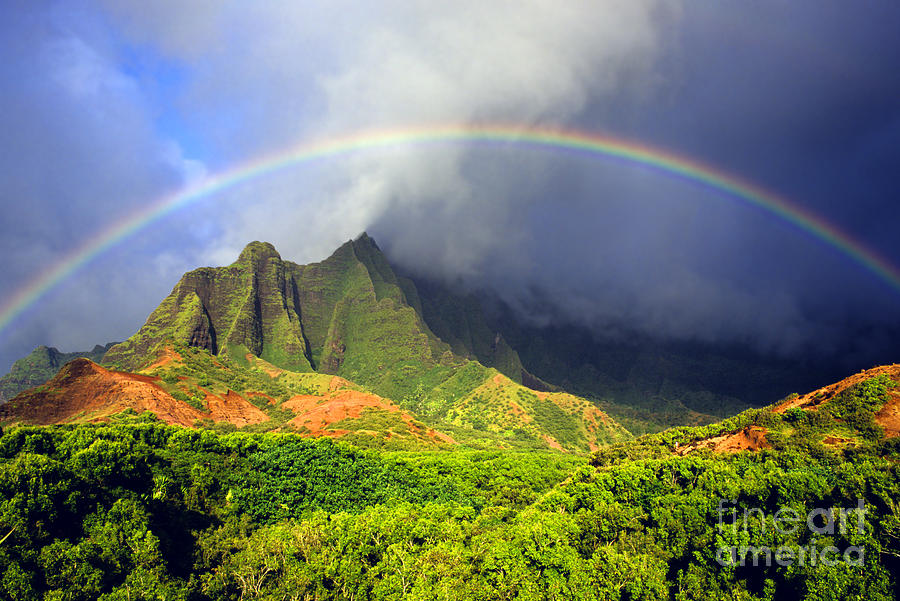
top-left (0, 342), bottom-right (115, 402)
top-left (402, 275), bottom-right (821, 433)
top-left (104, 235), bottom-right (528, 401)
top-left (1, 236), bottom-right (629, 450)
top-left (1, 233), bottom-right (839, 445)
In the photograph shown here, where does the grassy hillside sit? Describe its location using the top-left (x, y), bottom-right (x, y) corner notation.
top-left (2, 339), bottom-right (625, 452)
top-left (434, 368), bottom-right (630, 451)
top-left (140, 341), bottom-right (630, 451)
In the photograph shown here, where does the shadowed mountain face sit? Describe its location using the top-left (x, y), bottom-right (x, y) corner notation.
top-left (403, 274), bottom-right (825, 433)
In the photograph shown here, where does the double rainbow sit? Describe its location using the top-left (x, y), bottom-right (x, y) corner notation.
top-left (2, 124), bottom-right (898, 338)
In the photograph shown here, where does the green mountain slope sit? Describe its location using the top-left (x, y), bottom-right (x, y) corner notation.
top-left (407, 277), bottom-right (532, 385)
top-left (104, 242), bottom-right (314, 373)
top-left (0, 342), bottom-right (115, 402)
top-left (408, 277), bottom-right (822, 433)
top-left (437, 368), bottom-right (631, 450)
top-left (290, 234), bottom-right (461, 400)
top-left (104, 235), bottom-right (528, 406)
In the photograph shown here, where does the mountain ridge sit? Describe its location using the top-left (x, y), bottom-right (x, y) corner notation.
top-left (2, 233), bottom-right (830, 447)
top-left (0, 236), bottom-right (631, 450)
top-left (103, 235), bottom-right (534, 401)
top-left (0, 342), bottom-right (116, 402)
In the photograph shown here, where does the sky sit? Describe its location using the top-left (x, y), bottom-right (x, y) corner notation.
top-left (1, 1), bottom-right (899, 373)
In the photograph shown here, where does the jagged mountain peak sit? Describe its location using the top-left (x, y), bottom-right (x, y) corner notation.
top-left (101, 237), bottom-right (531, 400)
top-left (235, 240), bottom-right (282, 268)
top-left (353, 231), bottom-right (379, 249)
top-left (323, 232), bottom-right (383, 266)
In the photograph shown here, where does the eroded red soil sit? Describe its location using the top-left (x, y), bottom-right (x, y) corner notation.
top-left (676, 426), bottom-right (769, 455)
top-left (0, 359), bottom-right (268, 427)
top-left (774, 365), bottom-right (900, 415)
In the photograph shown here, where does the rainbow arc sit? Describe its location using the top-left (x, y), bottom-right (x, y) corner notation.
top-left (2, 124), bottom-right (898, 337)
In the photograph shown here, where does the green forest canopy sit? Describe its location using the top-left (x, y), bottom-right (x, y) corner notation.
top-left (1, 374), bottom-right (899, 600)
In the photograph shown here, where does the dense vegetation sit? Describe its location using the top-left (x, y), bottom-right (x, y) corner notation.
top-left (0, 420), bottom-right (584, 600)
top-left (1, 374), bottom-right (898, 600)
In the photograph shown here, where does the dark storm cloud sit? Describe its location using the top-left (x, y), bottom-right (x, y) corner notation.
top-left (632, 1), bottom-right (900, 226)
top-left (373, 1), bottom-right (900, 366)
top-left (632, 2), bottom-right (900, 342)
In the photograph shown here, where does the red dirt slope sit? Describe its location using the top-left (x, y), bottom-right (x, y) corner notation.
top-left (773, 364), bottom-right (900, 438)
top-left (875, 375), bottom-right (900, 438)
top-left (774, 365), bottom-right (900, 415)
top-left (0, 358), bottom-right (267, 427)
top-left (676, 365), bottom-right (900, 455)
top-left (676, 426), bottom-right (769, 455)
top-left (283, 388), bottom-right (455, 443)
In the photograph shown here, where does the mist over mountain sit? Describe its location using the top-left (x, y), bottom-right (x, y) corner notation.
top-left (376, 224), bottom-right (900, 380)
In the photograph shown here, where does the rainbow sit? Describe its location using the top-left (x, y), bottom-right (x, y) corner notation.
top-left (2, 124), bottom-right (899, 338)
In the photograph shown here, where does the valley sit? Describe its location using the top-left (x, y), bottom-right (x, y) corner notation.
top-left (0, 236), bottom-right (898, 600)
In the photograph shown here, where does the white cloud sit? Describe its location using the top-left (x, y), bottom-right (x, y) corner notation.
top-left (98, 1), bottom-right (678, 274)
